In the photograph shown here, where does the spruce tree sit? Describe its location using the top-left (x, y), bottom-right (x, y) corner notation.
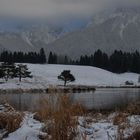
top-left (40, 48), bottom-right (46, 64)
top-left (93, 49), bottom-right (103, 68)
top-left (48, 52), bottom-right (53, 64)
top-left (64, 56), bottom-right (68, 64)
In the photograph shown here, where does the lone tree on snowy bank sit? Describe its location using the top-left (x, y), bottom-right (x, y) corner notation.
top-left (58, 70), bottom-right (75, 86)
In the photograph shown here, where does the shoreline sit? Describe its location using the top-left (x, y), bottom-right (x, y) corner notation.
top-left (0, 85), bottom-right (140, 94)
top-left (0, 85), bottom-right (96, 94)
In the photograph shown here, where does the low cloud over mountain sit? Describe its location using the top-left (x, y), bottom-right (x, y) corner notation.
top-left (0, 0), bottom-right (140, 19)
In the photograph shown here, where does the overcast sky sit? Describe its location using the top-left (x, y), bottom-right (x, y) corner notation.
top-left (0, 0), bottom-right (140, 19)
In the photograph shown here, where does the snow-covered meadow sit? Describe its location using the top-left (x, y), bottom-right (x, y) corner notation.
top-left (3, 111), bottom-right (140, 140)
top-left (0, 64), bottom-right (139, 89)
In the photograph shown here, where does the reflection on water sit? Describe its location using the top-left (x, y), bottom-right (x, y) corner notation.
top-left (0, 88), bottom-right (140, 111)
top-left (72, 88), bottom-right (140, 110)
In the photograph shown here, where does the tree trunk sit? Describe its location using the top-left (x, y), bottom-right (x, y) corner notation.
top-left (5, 76), bottom-right (8, 82)
top-left (64, 80), bottom-right (67, 86)
top-left (19, 70), bottom-right (21, 82)
top-left (19, 76), bottom-right (21, 82)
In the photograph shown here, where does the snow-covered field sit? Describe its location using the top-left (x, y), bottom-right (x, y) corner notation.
top-left (0, 64), bottom-right (139, 89)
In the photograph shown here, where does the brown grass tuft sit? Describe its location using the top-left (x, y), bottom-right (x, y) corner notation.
top-left (113, 112), bottom-right (128, 126)
top-left (35, 93), bottom-right (85, 140)
top-left (0, 112), bottom-right (23, 133)
top-left (123, 129), bottom-right (140, 140)
top-left (126, 102), bottom-right (140, 115)
top-left (0, 103), bottom-right (23, 134)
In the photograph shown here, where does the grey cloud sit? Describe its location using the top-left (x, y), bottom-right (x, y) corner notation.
top-left (0, 0), bottom-right (140, 19)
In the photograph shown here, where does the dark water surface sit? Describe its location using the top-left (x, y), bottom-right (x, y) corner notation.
top-left (0, 88), bottom-right (140, 110)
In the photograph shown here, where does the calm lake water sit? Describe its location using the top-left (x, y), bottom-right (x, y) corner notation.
top-left (0, 88), bottom-right (140, 111)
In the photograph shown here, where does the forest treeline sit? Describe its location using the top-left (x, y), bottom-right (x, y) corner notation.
top-left (48, 50), bottom-right (140, 74)
top-left (73, 50), bottom-right (140, 74)
top-left (0, 48), bottom-right (46, 64)
top-left (0, 49), bottom-right (140, 74)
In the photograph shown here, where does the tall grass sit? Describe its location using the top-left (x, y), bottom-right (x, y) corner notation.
top-left (0, 103), bottom-right (23, 133)
top-left (35, 93), bottom-right (85, 140)
top-left (126, 102), bottom-right (140, 115)
top-left (0, 112), bottom-right (22, 133)
top-left (124, 129), bottom-right (140, 140)
top-left (113, 102), bottom-right (140, 140)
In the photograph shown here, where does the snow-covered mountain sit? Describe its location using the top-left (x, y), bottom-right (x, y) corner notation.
top-left (20, 24), bottom-right (64, 49)
top-left (46, 7), bottom-right (140, 58)
top-left (0, 23), bottom-right (65, 52)
top-left (0, 18), bottom-right (88, 53)
top-left (0, 7), bottom-right (140, 58)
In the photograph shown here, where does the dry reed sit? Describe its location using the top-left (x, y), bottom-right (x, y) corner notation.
top-left (35, 93), bottom-right (85, 140)
top-left (0, 112), bottom-right (23, 133)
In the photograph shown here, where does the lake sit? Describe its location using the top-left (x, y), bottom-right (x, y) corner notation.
top-left (0, 88), bottom-right (140, 111)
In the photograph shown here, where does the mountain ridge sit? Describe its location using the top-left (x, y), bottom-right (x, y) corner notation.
top-left (45, 7), bottom-right (140, 58)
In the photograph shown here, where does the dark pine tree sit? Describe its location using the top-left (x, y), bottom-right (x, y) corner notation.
top-left (53, 53), bottom-right (57, 64)
top-left (102, 53), bottom-right (109, 70)
top-left (130, 51), bottom-right (140, 73)
top-left (93, 49), bottom-right (103, 68)
top-left (109, 50), bottom-right (124, 73)
top-left (64, 56), bottom-right (68, 64)
top-left (48, 52), bottom-right (58, 64)
top-left (48, 52), bottom-right (53, 64)
top-left (39, 48), bottom-right (46, 64)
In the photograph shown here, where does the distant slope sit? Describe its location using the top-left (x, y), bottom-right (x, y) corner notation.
top-left (0, 32), bottom-right (36, 52)
top-left (46, 7), bottom-right (140, 58)
top-left (0, 64), bottom-right (139, 89)
top-left (0, 23), bottom-right (65, 53)
top-left (28, 64), bottom-right (139, 87)
top-left (0, 19), bottom-right (87, 53)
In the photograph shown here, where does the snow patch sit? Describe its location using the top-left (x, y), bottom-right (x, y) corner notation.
top-left (4, 113), bottom-right (43, 140)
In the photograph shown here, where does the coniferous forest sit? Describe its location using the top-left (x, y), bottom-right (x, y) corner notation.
top-left (0, 49), bottom-right (140, 74)
top-left (48, 50), bottom-right (140, 74)
top-left (0, 48), bottom-right (46, 64)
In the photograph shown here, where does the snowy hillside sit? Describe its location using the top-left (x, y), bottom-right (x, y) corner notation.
top-left (0, 64), bottom-right (139, 89)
